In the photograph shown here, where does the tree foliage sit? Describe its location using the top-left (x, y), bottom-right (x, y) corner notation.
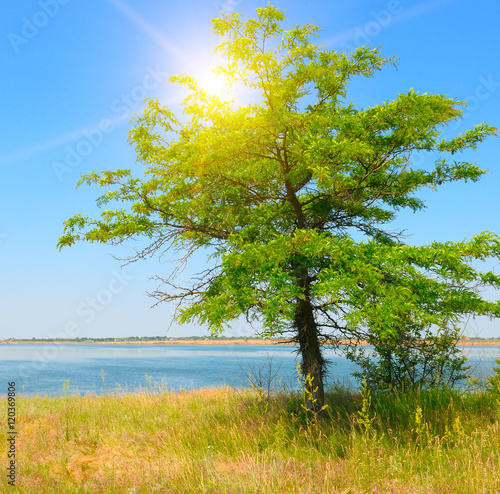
top-left (347, 325), bottom-right (471, 392)
top-left (59, 6), bottom-right (500, 409)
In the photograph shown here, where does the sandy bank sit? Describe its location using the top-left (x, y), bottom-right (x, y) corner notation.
top-left (1, 339), bottom-right (499, 346)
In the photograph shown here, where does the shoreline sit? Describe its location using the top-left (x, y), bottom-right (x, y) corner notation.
top-left (0, 339), bottom-right (289, 346)
top-left (1, 339), bottom-right (500, 346)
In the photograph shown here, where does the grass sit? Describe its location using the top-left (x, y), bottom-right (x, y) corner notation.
top-left (2, 380), bottom-right (500, 493)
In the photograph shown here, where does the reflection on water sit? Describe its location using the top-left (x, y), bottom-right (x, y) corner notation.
top-left (0, 344), bottom-right (498, 397)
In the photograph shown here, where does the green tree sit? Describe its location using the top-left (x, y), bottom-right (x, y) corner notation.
top-left (59, 6), bottom-right (500, 411)
top-left (346, 324), bottom-right (471, 392)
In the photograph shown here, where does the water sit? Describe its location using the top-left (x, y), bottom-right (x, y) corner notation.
top-left (0, 344), bottom-right (498, 397)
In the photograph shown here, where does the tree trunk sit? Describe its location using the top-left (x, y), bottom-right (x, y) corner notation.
top-left (294, 288), bottom-right (326, 413)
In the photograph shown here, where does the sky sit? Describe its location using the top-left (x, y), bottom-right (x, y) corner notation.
top-left (1, 0), bottom-right (499, 340)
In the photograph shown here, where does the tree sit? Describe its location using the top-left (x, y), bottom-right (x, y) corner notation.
top-left (346, 324), bottom-right (471, 392)
top-left (58, 5), bottom-right (500, 411)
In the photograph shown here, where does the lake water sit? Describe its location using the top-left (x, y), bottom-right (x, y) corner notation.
top-left (1, 344), bottom-right (499, 397)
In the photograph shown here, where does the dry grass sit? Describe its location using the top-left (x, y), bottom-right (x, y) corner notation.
top-left (1, 385), bottom-right (500, 493)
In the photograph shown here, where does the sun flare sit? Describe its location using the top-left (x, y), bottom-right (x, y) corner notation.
top-left (192, 63), bottom-right (254, 105)
top-left (199, 71), bottom-right (228, 97)
top-left (196, 69), bottom-right (236, 102)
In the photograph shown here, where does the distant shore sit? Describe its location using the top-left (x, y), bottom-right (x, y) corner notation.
top-left (0, 338), bottom-right (287, 346)
top-left (1, 338), bottom-right (500, 346)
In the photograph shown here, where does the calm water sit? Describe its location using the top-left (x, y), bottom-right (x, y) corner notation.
top-left (0, 344), bottom-right (499, 397)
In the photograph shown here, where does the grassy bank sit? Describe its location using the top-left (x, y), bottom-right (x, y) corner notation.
top-left (2, 383), bottom-right (500, 493)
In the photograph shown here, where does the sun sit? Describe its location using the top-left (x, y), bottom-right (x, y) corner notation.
top-left (196, 68), bottom-right (235, 102)
top-left (199, 71), bottom-right (228, 97)
top-left (183, 59), bottom-right (252, 106)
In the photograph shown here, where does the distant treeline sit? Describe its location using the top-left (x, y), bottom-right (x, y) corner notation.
top-left (3, 335), bottom-right (272, 342)
top-left (3, 335), bottom-right (500, 344)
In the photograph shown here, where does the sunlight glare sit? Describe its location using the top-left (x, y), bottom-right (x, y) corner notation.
top-left (197, 69), bottom-right (234, 102)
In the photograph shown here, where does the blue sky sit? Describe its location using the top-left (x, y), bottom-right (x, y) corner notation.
top-left (1, 0), bottom-right (499, 339)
